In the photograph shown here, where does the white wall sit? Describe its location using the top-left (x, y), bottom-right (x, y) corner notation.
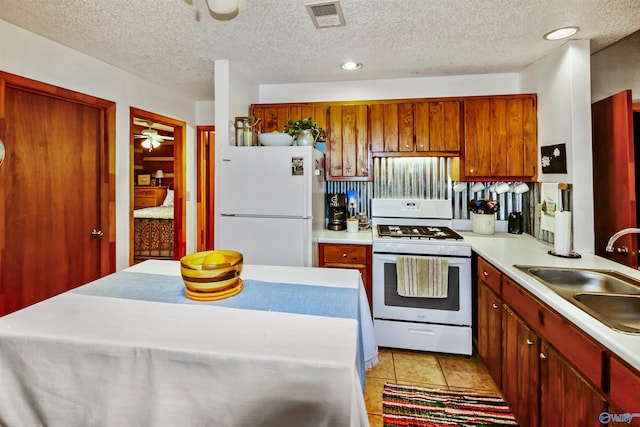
top-left (0, 19), bottom-right (198, 270)
top-left (212, 60), bottom-right (259, 249)
top-left (591, 30), bottom-right (640, 103)
top-left (520, 39), bottom-right (594, 254)
top-left (259, 74), bottom-right (520, 103)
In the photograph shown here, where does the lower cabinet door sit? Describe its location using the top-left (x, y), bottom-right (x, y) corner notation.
top-left (540, 343), bottom-right (607, 427)
top-left (502, 305), bottom-right (539, 427)
top-left (476, 282), bottom-right (502, 387)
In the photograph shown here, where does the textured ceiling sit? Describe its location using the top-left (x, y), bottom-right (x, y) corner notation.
top-left (1, 0), bottom-right (639, 101)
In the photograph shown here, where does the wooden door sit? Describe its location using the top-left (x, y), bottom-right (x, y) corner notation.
top-left (0, 74), bottom-right (115, 315)
top-left (502, 305), bottom-right (540, 427)
top-left (197, 126), bottom-right (215, 251)
top-left (540, 343), bottom-right (607, 427)
top-left (414, 100), bottom-right (462, 153)
top-left (476, 282), bottom-right (502, 387)
top-left (591, 90), bottom-right (637, 268)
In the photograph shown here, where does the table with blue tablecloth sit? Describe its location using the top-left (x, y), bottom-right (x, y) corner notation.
top-left (0, 260), bottom-right (377, 427)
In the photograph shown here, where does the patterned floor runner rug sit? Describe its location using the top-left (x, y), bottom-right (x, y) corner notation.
top-left (383, 383), bottom-right (519, 426)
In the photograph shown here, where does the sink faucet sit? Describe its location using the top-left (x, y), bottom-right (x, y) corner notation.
top-left (605, 228), bottom-right (640, 252)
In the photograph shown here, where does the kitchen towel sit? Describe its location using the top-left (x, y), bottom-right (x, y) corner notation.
top-left (554, 211), bottom-right (572, 255)
top-left (540, 183), bottom-right (559, 232)
top-left (396, 256), bottom-right (448, 298)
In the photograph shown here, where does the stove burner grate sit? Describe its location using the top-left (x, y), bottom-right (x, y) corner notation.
top-left (376, 225), bottom-right (463, 240)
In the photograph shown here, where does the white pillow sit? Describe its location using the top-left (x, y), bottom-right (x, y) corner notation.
top-left (162, 189), bottom-right (174, 207)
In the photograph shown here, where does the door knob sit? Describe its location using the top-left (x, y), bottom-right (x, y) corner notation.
top-left (91, 229), bottom-right (104, 237)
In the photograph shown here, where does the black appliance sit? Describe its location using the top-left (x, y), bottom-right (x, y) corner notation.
top-left (327, 194), bottom-right (347, 231)
top-left (508, 212), bottom-right (523, 234)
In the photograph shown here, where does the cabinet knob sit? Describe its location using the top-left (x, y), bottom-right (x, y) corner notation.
top-left (540, 352), bottom-right (547, 359)
top-left (483, 271), bottom-right (489, 276)
top-left (492, 303), bottom-right (498, 309)
top-left (91, 229), bottom-right (104, 237)
top-left (469, 168), bottom-right (475, 174)
top-left (526, 339), bottom-right (533, 346)
top-left (342, 253), bottom-right (347, 258)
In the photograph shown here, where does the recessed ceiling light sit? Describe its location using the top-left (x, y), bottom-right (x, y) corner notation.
top-left (543, 26), bottom-right (580, 40)
top-left (341, 61), bottom-right (362, 71)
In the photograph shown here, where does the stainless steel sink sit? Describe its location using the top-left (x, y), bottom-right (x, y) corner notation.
top-left (514, 265), bottom-right (640, 334)
top-left (573, 294), bottom-right (640, 334)
top-left (517, 267), bottom-right (640, 295)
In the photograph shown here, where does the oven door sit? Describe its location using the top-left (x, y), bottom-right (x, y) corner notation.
top-left (372, 252), bottom-right (471, 326)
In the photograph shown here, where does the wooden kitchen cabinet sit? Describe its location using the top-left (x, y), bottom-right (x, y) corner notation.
top-left (476, 280), bottom-right (503, 387)
top-left (476, 257), bottom-right (611, 427)
top-left (540, 343), bottom-right (608, 427)
top-left (134, 186), bottom-right (167, 209)
top-left (461, 95), bottom-right (537, 181)
top-left (250, 103), bottom-right (328, 136)
top-left (318, 243), bottom-right (372, 310)
top-left (610, 356), bottom-right (640, 427)
top-left (414, 100), bottom-right (462, 153)
top-left (370, 102), bottom-right (414, 153)
top-left (326, 105), bottom-right (371, 180)
top-left (502, 305), bottom-right (540, 427)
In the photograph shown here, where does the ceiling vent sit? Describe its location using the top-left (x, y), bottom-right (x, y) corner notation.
top-left (305, 1), bottom-right (346, 29)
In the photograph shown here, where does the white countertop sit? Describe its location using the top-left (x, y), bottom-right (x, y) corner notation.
top-left (318, 229), bottom-right (373, 244)
top-left (462, 231), bottom-right (640, 372)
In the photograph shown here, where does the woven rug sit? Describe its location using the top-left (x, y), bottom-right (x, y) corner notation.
top-left (383, 383), bottom-right (519, 426)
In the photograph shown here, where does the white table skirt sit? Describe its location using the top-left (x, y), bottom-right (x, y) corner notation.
top-left (0, 261), bottom-right (376, 427)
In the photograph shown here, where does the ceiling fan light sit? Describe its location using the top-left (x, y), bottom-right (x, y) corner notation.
top-left (543, 26), bottom-right (580, 40)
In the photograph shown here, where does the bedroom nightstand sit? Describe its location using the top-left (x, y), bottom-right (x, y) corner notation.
top-left (134, 186), bottom-right (167, 209)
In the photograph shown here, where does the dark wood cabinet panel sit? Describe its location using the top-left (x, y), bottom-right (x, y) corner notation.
top-left (502, 305), bottom-right (540, 427)
top-left (477, 281), bottom-right (503, 387)
top-left (540, 343), bottom-right (607, 427)
top-left (477, 256), bottom-right (502, 295)
top-left (610, 356), bottom-right (640, 426)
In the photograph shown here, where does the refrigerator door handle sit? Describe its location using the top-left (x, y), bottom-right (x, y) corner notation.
top-left (221, 213), bottom-right (309, 220)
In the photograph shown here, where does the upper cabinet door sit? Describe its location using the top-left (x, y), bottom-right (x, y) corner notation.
top-left (415, 100), bottom-right (462, 153)
top-left (461, 95), bottom-right (537, 181)
top-left (369, 102), bottom-right (413, 153)
top-left (327, 104), bottom-right (370, 181)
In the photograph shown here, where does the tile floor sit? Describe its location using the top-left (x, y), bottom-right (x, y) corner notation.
top-left (365, 347), bottom-right (502, 427)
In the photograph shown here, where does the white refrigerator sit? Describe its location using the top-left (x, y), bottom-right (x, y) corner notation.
top-left (218, 145), bottom-right (326, 267)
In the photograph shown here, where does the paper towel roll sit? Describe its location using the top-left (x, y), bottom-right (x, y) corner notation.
top-left (554, 211), bottom-right (572, 255)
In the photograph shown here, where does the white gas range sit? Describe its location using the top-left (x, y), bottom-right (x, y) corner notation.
top-left (371, 198), bottom-right (472, 355)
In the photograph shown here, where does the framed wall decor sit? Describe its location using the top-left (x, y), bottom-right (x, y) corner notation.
top-left (137, 174), bottom-right (151, 186)
top-left (541, 143), bottom-right (567, 174)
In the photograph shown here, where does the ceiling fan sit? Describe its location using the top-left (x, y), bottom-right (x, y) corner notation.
top-left (135, 123), bottom-right (174, 151)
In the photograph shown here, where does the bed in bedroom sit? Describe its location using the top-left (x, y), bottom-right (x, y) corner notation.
top-left (133, 189), bottom-right (174, 259)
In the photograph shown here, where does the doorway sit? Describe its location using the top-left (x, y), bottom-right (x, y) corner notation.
top-left (129, 108), bottom-right (186, 264)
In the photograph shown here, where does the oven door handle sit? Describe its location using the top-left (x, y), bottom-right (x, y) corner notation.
top-left (408, 328), bottom-right (436, 336)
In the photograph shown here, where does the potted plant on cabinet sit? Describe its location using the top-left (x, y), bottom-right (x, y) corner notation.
top-left (285, 118), bottom-right (326, 147)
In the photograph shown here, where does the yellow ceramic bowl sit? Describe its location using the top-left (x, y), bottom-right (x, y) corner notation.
top-left (180, 250), bottom-right (243, 293)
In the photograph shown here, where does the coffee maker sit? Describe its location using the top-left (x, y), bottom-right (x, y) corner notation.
top-left (327, 194), bottom-right (347, 231)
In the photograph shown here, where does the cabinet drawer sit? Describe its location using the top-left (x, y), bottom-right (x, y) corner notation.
top-left (321, 244), bottom-right (367, 265)
top-left (477, 256), bottom-right (502, 295)
top-left (135, 197), bottom-right (159, 208)
top-left (610, 356), bottom-right (640, 424)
